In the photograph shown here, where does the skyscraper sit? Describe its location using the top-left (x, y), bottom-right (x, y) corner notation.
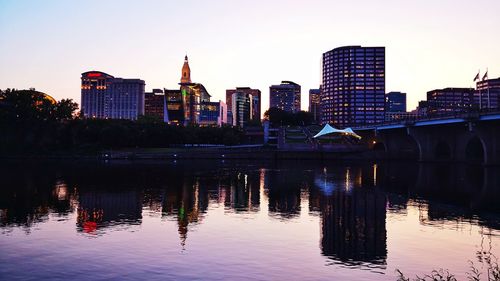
top-left (269, 81), bottom-right (301, 113)
top-left (81, 71), bottom-right (145, 120)
top-left (231, 92), bottom-right (252, 127)
top-left (321, 46), bottom-right (385, 127)
top-left (385, 92), bottom-right (406, 112)
top-left (226, 87), bottom-right (261, 123)
top-left (309, 88), bottom-right (321, 122)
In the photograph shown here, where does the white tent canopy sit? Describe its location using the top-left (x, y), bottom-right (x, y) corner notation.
top-left (313, 124), bottom-right (361, 139)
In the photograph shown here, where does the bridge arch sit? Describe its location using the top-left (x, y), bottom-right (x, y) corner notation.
top-left (376, 130), bottom-right (421, 160)
top-left (434, 141), bottom-right (452, 160)
top-left (398, 134), bottom-right (420, 160)
top-left (465, 136), bottom-right (486, 163)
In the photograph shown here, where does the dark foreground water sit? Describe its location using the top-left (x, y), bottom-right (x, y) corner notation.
top-left (1, 160), bottom-right (500, 281)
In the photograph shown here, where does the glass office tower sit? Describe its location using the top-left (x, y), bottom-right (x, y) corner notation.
top-left (321, 46), bottom-right (385, 127)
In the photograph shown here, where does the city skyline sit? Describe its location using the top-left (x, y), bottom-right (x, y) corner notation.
top-left (1, 0), bottom-right (499, 113)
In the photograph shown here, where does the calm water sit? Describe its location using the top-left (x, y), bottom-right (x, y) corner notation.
top-left (1, 160), bottom-right (500, 281)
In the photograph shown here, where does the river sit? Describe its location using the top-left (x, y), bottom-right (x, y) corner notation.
top-left (1, 160), bottom-right (499, 280)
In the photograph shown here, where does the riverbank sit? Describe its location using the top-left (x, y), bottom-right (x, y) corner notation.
top-left (0, 145), bottom-right (377, 160)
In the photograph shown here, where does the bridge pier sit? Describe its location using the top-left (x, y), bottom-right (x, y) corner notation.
top-left (357, 113), bottom-right (500, 165)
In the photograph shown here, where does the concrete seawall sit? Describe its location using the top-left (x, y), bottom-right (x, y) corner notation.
top-left (103, 148), bottom-right (375, 161)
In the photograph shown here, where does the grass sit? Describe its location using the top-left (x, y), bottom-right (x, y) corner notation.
top-left (396, 256), bottom-right (500, 281)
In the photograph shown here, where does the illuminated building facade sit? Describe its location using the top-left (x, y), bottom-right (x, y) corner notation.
top-left (269, 81), bottom-right (301, 113)
top-left (162, 55), bottom-right (226, 126)
top-left (309, 88), bottom-right (321, 122)
top-left (384, 91), bottom-right (407, 121)
top-left (199, 101), bottom-right (226, 126)
top-left (179, 83), bottom-right (211, 125)
top-left (164, 89), bottom-right (183, 124)
top-left (226, 87), bottom-right (261, 123)
top-left (385, 91), bottom-right (406, 112)
top-left (144, 88), bottom-right (165, 120)
top-left (476, 77), bottom-right (500, 109)
top-left (321, 46), bottom-right (385, 127)
top-left (426, 88), bottom-right (474, 116)
top-left (81, 71), bottom-right (145, 120)
top-left (232, 92), bottom-right (252, 127)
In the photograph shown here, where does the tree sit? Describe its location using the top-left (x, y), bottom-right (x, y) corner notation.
top-left (0, 89), bottom-right (78, 153)
top-left (264, 107), bottom-right (314, 126)
top-left (55, 99), bottom-right (79, 121)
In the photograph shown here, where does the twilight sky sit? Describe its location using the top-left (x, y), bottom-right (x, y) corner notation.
top-left (0, 0), bottom-right (499, 112)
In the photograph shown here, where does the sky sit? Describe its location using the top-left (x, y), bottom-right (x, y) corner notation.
top-left (1, 0), bottom-right (499, 112)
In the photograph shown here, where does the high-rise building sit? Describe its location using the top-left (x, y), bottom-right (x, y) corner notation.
top-left (309, 88), bottom-right (321, 122)
top-left (232, 92), bottom-right (252, 127)
top-left (144, 88), bottom-right (165, 120)
top-left (426, 88), bottom-right (474, 116)
top-left (385, 91), bottom-right (407, 121)
top-left (226, 87), bottom-right (261, 123)
top-left (81, 71), bottom-right (145, 120)
top-left (321, 46), bottom-right (385, 127)
top-left (385, 91), bottom-right (406, 112)
top-left (164, 89), bottom-right (183, 124)
top-left (269, 81), bottom-right (301, 113)
top-left (476, 77), bottom-right (500, 109)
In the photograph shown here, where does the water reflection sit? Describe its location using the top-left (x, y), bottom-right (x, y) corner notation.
top-left (77, 189), bottom-right (142, 235)
top-left (161, 177), bottom-right (207, 247)
top-left (223, 172), bottom-right (260, 212)
top-left (379, 162), bottom-right (500, 229)
top-left (315, 165), bottom-right (387, 268)
top-left (0, 160), bottom-right (500, 279)
top-left (266, 169), bottom-right (304, 218)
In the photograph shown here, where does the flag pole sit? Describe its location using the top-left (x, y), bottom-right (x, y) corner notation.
top-left (478, 69), bottom-right (482, 110)
top-left (486, 68), bottom-right (490, 109)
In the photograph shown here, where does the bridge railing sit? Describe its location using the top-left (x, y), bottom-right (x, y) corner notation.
top-left (353, 108), bottom-right (500, 130)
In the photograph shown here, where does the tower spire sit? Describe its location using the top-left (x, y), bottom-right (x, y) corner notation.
top-left (181, 55), bottom-right (191, 84)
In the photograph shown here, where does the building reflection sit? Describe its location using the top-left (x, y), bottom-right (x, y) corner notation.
top-left (315, 167), bottom-right (387, 268)
top-left (266, 170), bottom-right (303, 219)
top-left (162, 176), bottom-right (208, 247)
top-left (222, 172), bottom-right (260, 212)
top-left (77, 189), bottom-right (142, 235)
top-left (0, 165), bottom-right (77, 230)
top-left (1, 159), bottom-right (500, 252)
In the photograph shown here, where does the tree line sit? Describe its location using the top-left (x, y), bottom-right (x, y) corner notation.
top-left (263, 107), bottom-right (316, 126)
top-left (0, 89), bottom-right (243, 155)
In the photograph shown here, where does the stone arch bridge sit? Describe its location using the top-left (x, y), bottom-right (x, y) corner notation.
top-left (355, 112), bottom-right (500, 165)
